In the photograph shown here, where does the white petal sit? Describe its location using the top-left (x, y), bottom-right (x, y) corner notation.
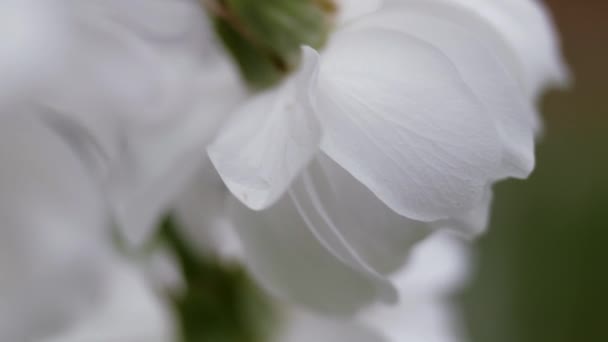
top-left (209, 48), bottom-right (322, 211)
top-left (349, 3), bottom-right (538, 178)
top-left (315, 28), bottom-right (503, 221)
top-left (439, 0), bottom-right (571, 98)
top-left (0, 113), bottom-right (111, 341)
top-left (228, 195), bottom-right (395, 314)
top-left (298, 155), bottom-right (430, 275)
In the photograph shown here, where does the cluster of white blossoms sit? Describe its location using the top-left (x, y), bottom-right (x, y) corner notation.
top-left (0, 0), bottom-right (568, 341)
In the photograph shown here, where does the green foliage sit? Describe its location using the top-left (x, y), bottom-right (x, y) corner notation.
top-left (205, 0), bottom-right (335, 89)
top-left (159, 217), bottom-right (277, 342)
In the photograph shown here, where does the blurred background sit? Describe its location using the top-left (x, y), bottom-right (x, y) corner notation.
top-left (462, 1), bottom-right (608, 341)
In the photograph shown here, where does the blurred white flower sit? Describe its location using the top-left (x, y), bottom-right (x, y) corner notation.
top-left (1, 0), bottom-right (245, 245)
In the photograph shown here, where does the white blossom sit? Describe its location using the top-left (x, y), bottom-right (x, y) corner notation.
top-left (204, 0), bottom-right (560, 313)
top-left (0, 0), bottom-right (569, 330)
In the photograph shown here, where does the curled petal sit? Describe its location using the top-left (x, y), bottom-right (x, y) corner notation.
top-left (209, 47), bottom-right (322, 211)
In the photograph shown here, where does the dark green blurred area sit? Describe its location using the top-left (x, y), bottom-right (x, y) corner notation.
top-left (463, 1), bottom-right (608, 341)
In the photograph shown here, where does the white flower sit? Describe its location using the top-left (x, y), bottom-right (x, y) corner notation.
top-left (202, 0), bottom-right (558, 313)
top-left (2, 0), bottom-right (245, 245)
top-left (0, 0), bottom-right (568, 325)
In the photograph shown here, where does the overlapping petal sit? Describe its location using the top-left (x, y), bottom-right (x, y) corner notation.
top-left (314, 28), bottom-right (503, 222)
top-left (349, 2), bottom-right (538, 178)
top-left (299, 155), bottom-right (430, 275)
top-left (228, 194), bottom-right (394, 314)
top-left (209, 48), bottom-right (322, 211)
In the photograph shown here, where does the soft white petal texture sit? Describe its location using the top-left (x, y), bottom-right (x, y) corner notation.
top-left (0, 113), bottom-right (111, 341)
top-left (209, 48), bottom-right (322, 211)
top-left (275, 309), bottom-right (385, 342)
top-left (299, 155), bottom-right (430, 275)
top-left (228, 194), bottom-right (394, 314)
top-left (437, 0), bottom-right (571, 97)
top-left (45, 261), bottom-right (175, 342)
top-left (361, 233), bottom-right (471, 342)
top-left (349, 3), bottom-right (538, 178)
top-left (315, 28), bottom-right (502, 222)
top-left (0, 0), bottom-right (69, 107)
